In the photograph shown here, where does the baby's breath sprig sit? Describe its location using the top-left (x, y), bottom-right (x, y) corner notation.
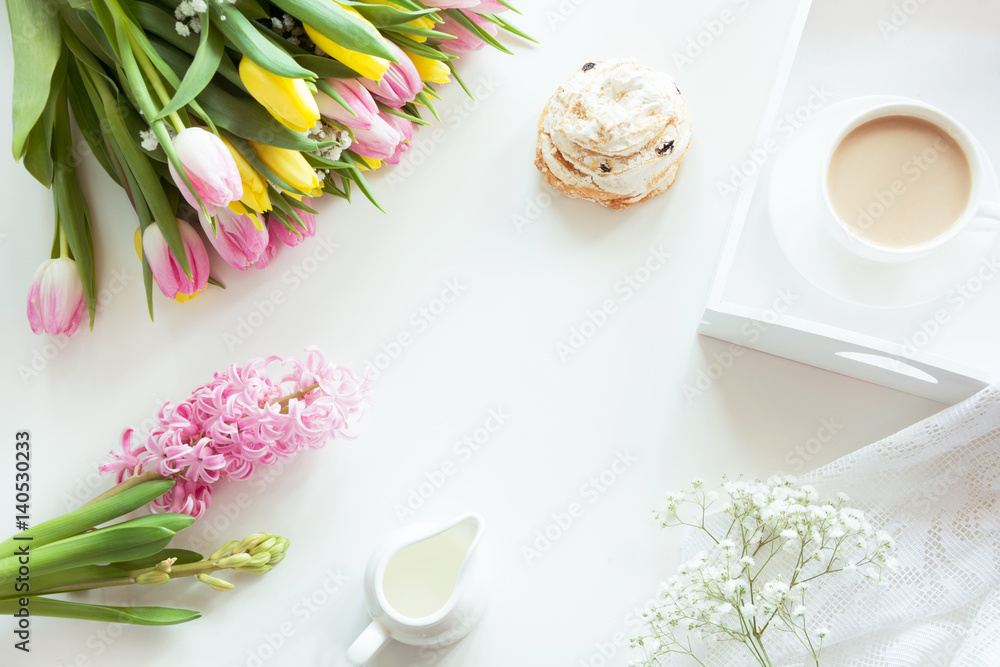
top-left (632, 476), bottom-right (897, 667)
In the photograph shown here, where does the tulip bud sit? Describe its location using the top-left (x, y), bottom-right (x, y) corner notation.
top-left (168, 127), bottom-right (243, 212)
top-left (360, 42), bottom-right (422, 108)
top-left (267, 204), bottom-right (317, 248)
top-left (220, 136), bottom-right (272, 214)
top-left (26, 257), bottom-right (87, 336)
top-left (382, 114), bottom-right (414, 166)
top-left (239, 57), bottom-right (321, 133)
top-left (315, 79), bottom-right (379, 131)
top-left (252, 230), bottom-right (279, 270)
top-left (350, 115), bottom-right (403, 161)
top-left (303, 5), bottom-right (390, 82)
top-left (402, 49), bottom-right (451, 84)
top-left (199, 207), bottom-right (268, 271)
top-left (248, 143), bottom-right (322, 198)
top-left (141, 219), bottom-right (211, 302)
top-left (439, 12), bottom-right (497, 53)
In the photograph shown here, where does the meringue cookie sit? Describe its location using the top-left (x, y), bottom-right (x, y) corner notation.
top-left (534, 59), bottom-right (692, 210)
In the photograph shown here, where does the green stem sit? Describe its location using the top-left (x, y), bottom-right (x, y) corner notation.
top-left (126, 31), bottom-right (184, 134)
top-left (58, 223), bottom-right (69, 258)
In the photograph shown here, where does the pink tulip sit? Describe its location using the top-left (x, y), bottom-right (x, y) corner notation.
top-left (26, 257), bottom-right (86, 336)
top-left (351, 115), bottom-right (403, 160)
top-left (268, 205), bottom-right (317, 248)
top-left (360, 42), bottom-right (422, 108)
top-left (199, 207), bottom-right (268, 271)
top-left (252, 231), bottom-right (279, 270)
top-left (168, 127), bottom-right (243, 211)
top-left (143, 219), bottom-right (211, 300)
top-left (472, 0), bottom-right (509, 13)
top-left (382, 114), bottom-right (413, 166)
top-left (419, 0), bottom-right (480, 6)
top-left (438, 15), bottom-right (486, 53)
top-left (315, 80), bottom-right (379, 130)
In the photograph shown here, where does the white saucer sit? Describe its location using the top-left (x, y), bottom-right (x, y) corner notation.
top-left (768, 95), bottom-right (1000, 309)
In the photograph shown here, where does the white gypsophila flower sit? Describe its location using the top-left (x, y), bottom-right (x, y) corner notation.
top-left (817, 627), bottom-right (830, 638)
top-left (175, 21), bottom-right (191, 37)
top-left (189, 17), bottom-right (202, 34)
top-left (190, 0), bottom-right (207, 11)
top-left (139, 130), bottom-right (159, 151)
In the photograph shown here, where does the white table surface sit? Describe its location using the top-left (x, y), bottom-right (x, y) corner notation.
top-left (0, 1), bottom-right (948, 665)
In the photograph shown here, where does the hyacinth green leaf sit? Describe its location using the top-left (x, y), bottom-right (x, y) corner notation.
top-left (131, 3), bottom-right (244, 91)
top-left (51, 84), bottom-right (99, 329)
top-left (296, 55), bottom-right (359, 80)
top-left (152, 41), bottom-right (322, 153)
top-left (0, 526), bottom-right (175, 582)
top-left (335, 1), bottom-right (438, 27)
top-left (104, 513), bottom-right (196, 534)
top-left (156, 11), bottom-right (224, 119)
top-left (6, 0), bottom-right (63, 160)
top-left (269, 0), bottom-right (395, 61)
top-left (0, 480), bottom-right (174, 555)
top-left (208, 0), bottom-right (315, 79)
top-left (444, 9), bottom-right (512, 54)
top-left (0, 598), bottom-right (201, 626)
top-left (111, 548), bottom-right (203, 571)
top-left (0, 565), bottom-right (131, 598)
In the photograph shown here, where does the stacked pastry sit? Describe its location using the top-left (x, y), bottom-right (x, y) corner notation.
top-left (534, 59), bottom-right (692, 210)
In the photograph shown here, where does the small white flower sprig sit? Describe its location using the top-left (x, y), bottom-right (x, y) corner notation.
top-left (631, 476), bottom-right (899, 667)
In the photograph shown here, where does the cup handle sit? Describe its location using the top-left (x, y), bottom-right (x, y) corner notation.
top-left (966, 200), bottom-right (1000, 232)
top-left (346, 620), bottom-right (391, 666)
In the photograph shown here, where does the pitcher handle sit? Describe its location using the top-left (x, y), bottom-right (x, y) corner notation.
top-left (346, 620), bottom-right (391, 666)
top-left (966, 200), bottom-right (1000, 232)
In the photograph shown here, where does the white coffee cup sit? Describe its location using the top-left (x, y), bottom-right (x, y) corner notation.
top-left (821, 100), bottom-right (1000, 263)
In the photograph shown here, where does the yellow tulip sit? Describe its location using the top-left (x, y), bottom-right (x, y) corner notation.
top-left (358, 156), bottom-right (382, 171)
top-left (304, 4), bottom-right (390, 81)
top-left (239, 57), bottom-right (320, 133)
top-left (220, 136), bottom-right (271, 218)
top-left (402, 49), bottom-right (450, 84)
top-left (248, 142), bottom-right (322, 198)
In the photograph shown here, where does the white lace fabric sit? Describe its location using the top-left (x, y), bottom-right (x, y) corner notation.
top-left (675, 386), bottom-right (1000, 666)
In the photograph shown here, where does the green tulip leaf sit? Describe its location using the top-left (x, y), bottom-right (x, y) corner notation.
top-left (0, 598), bottom-right (201, 626)
top-left (6, 0), bottom-right (63, 160)
top-left (294, 54), bottom-right (360, 80)
top-left (444, 9), bottom-right (512, 54)
top-left (157, 11), bottom-right (225, 119)
top-left (209, 1), bottom-right (315, 79)
top-left (269, 0), bottom-right (395, 61)
top-left (335, 1), bottom-right (439, 27)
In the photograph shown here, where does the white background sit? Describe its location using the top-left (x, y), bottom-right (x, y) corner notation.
top-left (0, 1), bottom-right (951, 666)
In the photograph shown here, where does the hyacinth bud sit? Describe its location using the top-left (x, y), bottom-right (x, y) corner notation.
top-left (210, 540), bottom-right (240, 561)
top-left (135, 571), bottom-right (170, 585)
top-left (251, 536), bottom-right (278, 555)
top-left (216, 553), bottom-right (252, 569)
top-left (235, 564), bottom-right (273, 575)
top-left (244, 553), bottom-right (271, 569)
top-left (155, 557), bottom-right (177, 573)
top-left (197, 573), bottom-right (235, 592)
top-left (237, 533), bottom-right (268, 554)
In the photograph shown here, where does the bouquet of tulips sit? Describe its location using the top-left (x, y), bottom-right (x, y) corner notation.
top-left (10, 0), bottom-right (526, 337)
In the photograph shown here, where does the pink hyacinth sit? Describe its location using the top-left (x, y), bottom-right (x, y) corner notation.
top-left (99, 348), bottom-right (371, 517)
top-left (268, 205), bottom-right (317, 248)
top-left (168, 127), bottom-right (243, 211)
top-left (360, 42), bottom-right (422, 108)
